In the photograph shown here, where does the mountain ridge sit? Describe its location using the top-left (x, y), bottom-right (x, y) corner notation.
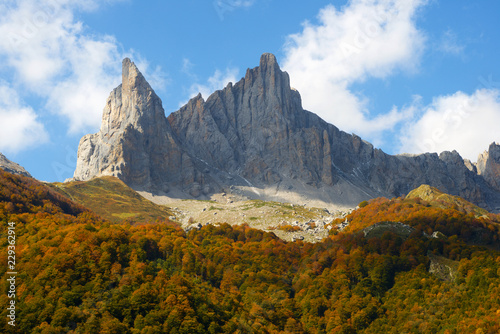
top-left (72, 54), bottom-right (500, 212)
top-left (0, 152), bottom-right (32, 178)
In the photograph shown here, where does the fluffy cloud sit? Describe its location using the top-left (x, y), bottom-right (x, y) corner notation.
top-left (281, 0), bottom-right (499, 161)
top-left (0, 82), bottom-right (48, 153)
top-left (0, 0), bottom-right (166, 141)
top-left (0, 0), bottom-right (124, 134)
top-left (282, 0), bottom-right (428, 139)
top-left (398, 89), bottom-right (500, 161)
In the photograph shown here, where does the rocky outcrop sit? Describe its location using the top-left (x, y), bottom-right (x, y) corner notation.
top-left (362, 222), bottom-right (415, 240)
top-left (72, 54), bottom-right (500, 212)
top-left (477, 143), bottom-right (500, 192)
top-left (73, 59), bottom-right (209, 196)
top-left (0, 153), bottom-right (31, 177)
top-left (168, 53), bottom-right (341, 187)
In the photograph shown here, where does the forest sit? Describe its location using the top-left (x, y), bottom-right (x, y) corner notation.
top-left (1, 170), bottom-right (499, 333)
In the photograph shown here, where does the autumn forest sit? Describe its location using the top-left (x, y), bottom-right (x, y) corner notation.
top-left (1, 170), bottom-right (500, 333)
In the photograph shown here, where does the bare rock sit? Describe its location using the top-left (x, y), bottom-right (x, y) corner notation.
top-left (431, 231), bottom-right (446, 239)
top-left (477, 143), bottom-right (500, 191)
top-left (73, 58), bottom-right (209, 196)
top-left (0, 153), bottom-right (31, 177)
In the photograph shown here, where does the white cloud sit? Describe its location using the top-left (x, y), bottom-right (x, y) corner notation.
top-left (280, 0), bottom-right (498, 160)
top-left (181, 58), bottom-right (195, 76)
top-left (45, 35), bottom-right (123, 133)
top-left (438, 29), bottom-right (465, 55)
top-left (184, 67), bottom-right (240, 105)
top-left (0, 82), bottom-right (48, 153)
top-left (0, 0), bottom-right (166, 139)
top-left (0, 0), bottom-right (122, 134)
top-left (213, 0), bottom-right (256, 20)
top-left (398, 89), bottom-right (500, 161)
top-left (282, 0), bottom-right (428, 140)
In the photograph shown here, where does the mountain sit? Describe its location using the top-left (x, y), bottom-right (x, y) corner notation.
top-left (0, 152), bottom-right (31, 177)
top-left (72, 54), bottom-right (500, 212)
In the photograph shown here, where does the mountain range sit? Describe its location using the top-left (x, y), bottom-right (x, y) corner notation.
top-left (63, 53), bottom-right (499, 213)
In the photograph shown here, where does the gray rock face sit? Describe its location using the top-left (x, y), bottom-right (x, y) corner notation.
top-left (73, 54), bottom-right (500, 211)
top-left (477, 143), bottom-right (500, 192)
top-left (0, 153), bottom-right (31, 177)
top-left (73, 59), bottom-right (208, 196)
top-left (168, 53), bottom-right (338, 187)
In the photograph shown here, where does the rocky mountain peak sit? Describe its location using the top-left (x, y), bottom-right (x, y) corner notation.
top-left (100, 58), bottom-right (163, 136)
top-left (243, 53), bottom-right (293, 104)
top-left (244, 53), bottom-right (280, 79)
top-left (74, 57), bottom-right (190, 190)
top-left (259, 52), bottom-right (280, 74)
top-left (477, 142), bottom-right (500, 191)
top-left (260, 52), bottom-right (278, 65)
top-left (121, 58), bottom-right (148, 93)
top-left (167, 53), bottom-right (312, 185)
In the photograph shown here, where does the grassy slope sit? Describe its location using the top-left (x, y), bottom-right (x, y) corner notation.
top-left (48, 176), bottom-right (173, 223)
top-left (406, 184), bottom-right (490, 217)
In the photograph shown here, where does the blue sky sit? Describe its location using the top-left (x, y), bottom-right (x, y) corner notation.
top-left (0, 0), bottom-right (499, 182)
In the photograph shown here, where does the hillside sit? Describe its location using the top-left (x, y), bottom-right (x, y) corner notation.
top-left (0, 170), bottom-right (87, 216)
top-left (334, 193), bottom-right (500, 249)
top-left (48, 176), bottom-right (173, 223)
top-left (406, 184), bottom-right (490, 217)
top-left (1, 170), bottom-right (500, 333)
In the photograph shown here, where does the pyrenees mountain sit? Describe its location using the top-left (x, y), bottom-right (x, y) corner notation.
top-left (72, 54), bottom-right (500, 212)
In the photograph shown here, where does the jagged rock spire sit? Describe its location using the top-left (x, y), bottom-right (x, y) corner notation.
top-left (477, 142), bottom-right (500, 191)
top-left (74, 58), bottom-right (199, 193)
top-left (100, 58), bottom-right (164, 135)
top-left (121, 58), bottom-right (146, 93)
top-left (259, 53), bottom-right (280, 73)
